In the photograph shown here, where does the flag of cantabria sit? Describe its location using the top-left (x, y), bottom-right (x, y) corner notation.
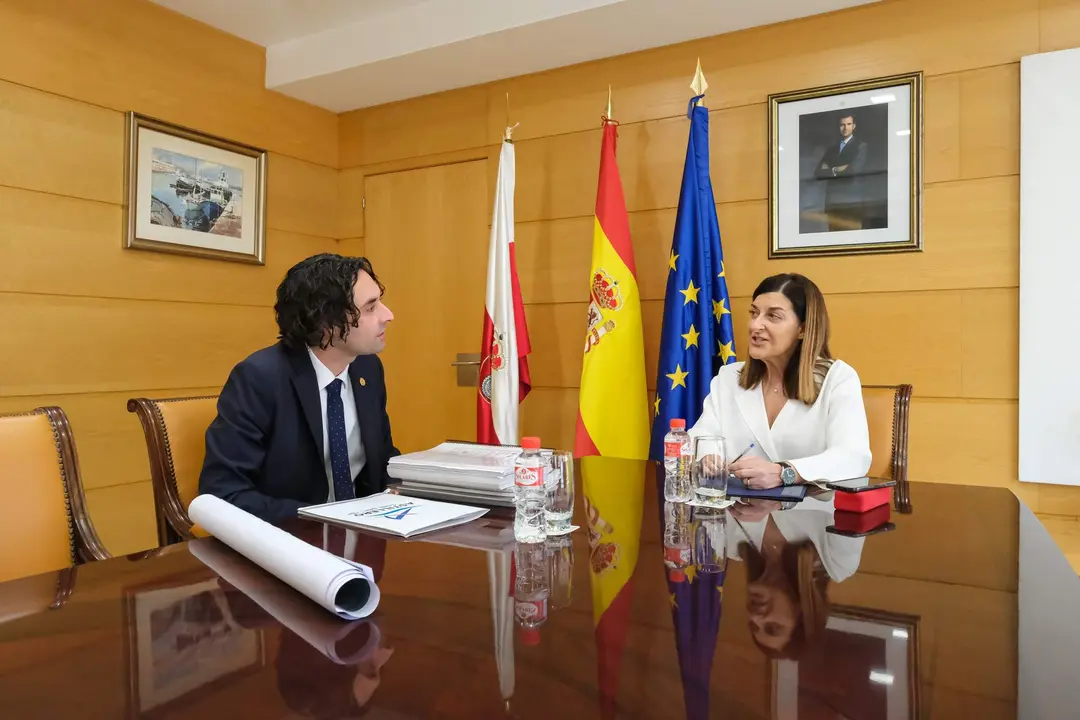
top-left (649, 83), bottom-right (737, 462)
top-left (575, 112), bottom-right (650, 461)
top-left (478, 136), bottom-right (532, 445)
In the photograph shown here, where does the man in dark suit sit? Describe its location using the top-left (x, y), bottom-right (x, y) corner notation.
top-left (199, 253), bottom-right (399, 522)
top-left (814, 113), bottom-right (868, 231)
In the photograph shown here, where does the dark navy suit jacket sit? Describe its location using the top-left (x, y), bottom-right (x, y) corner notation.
top-left (198, 342), bottom-right (399, 522)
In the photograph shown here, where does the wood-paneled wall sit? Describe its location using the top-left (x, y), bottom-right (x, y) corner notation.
top-left (6, 0), bottom-right (1080, 557)
top-left (339, 0), bottom-right (1080, 516)
top-left (0, 0), bottom-right (346, 555)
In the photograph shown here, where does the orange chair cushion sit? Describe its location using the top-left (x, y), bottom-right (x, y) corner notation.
top-left (0, 413), bottom-right (74, 583)
top-left (862, 388), bottom-right (897, 480)
top-left (155, 398), bottom-right (219, 512)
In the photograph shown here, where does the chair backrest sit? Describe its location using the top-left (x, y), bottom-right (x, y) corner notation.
top-left (127, 396), bottom-right (219, 546)
top-left (862, 384), bottom-right (913, 511)
top-left (0, 407), bottom-right (109, 584)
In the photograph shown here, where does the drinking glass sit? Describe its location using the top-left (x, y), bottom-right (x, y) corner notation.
top-left (692, 505), bottom-right (727, 574)
top-left (691, 436), bottom-right (728, 506)
top-left (545, 450), bottom-right (575, 533)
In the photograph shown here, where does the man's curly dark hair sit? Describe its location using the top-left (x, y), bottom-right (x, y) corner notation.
top-left (274, 254), bottom-right (384, 351)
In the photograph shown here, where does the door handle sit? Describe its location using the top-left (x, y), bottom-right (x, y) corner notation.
top-left (452, 353), bottom-right (481, 387)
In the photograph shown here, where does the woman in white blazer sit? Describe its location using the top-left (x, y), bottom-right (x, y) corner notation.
top-left (690, 273), bottom-right (871, 488)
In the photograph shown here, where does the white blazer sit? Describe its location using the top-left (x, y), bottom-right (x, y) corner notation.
top-left (725, 496), bottom-right (867, 581)
top-left (689, 359), bottom-right (872, 483)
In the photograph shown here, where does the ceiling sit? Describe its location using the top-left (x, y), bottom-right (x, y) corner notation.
top-left (151, 0), bottom-right (880, 112)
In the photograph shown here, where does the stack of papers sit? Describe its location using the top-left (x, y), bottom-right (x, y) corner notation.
top-left (387, 441), bottom-right (525, 507)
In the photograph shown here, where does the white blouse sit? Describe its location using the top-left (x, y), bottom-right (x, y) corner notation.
top-left (689, 359), bottom-right (872, 483)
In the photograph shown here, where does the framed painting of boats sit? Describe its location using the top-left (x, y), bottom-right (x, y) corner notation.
top-left (124, 112), bottom-right (267, 264)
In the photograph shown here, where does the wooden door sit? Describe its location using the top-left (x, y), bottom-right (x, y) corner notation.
top-left (364, 160), bottom-right (489, 453)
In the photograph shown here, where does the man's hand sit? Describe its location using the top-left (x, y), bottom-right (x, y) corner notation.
top-left (730, 456), bottom-right (783, 489)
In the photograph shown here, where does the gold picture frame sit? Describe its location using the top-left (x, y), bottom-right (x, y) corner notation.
top-left (123, 570), bottom-right (266, 717)
top-left (771, 605), bottom-right (921, 718)
top-left (768, 72), bottom-right (923, 258)
top-left (124, 112), bottom-right (267, 264)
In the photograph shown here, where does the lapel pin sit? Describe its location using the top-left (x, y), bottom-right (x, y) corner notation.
top-left (358, 377), bottom-right (366, 387)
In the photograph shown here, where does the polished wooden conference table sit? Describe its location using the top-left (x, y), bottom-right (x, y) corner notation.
top-left (1, 459), bottom-right (1079, 719)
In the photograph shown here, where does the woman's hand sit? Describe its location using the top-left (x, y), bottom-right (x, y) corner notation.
top-left (730, 457), bottom-right (783, 489)
top-left (730, 498), bottom-right (781, 522)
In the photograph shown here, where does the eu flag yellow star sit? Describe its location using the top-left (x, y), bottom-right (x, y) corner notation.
top-left (680, 280), bottom-right (700, 305)
top-left (654, 395), bottom-right (661, 416)
top-left (684, 563), bottom-right (698, 584)
top-left (718, 261), bottom-right (726, 278)
top-left (718, 340), bottom-right (736, 363)
top-left (668, 592), bottom-right (678, 608)
top-left (668, 250), bottom-right (679, 272)
top-left (681, 324), bottom-right (699, 349)
top-left (666, 364), bottom-right (689, 390)
top-left (712, 298), bottom-right (730, 321)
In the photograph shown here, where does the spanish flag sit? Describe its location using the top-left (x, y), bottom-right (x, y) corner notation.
top-left (575, 108), bottom-right (650, 460)
top-left (582, 456), bottom-right (645, 718)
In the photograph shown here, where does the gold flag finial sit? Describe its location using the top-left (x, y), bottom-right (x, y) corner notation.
top-left (606, 84), bottom-right (613, 120)
top-left (690, 58), bottom-right (708, 107)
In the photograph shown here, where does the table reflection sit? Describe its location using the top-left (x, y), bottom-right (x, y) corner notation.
top-left (0, 457), bottom-right (1068, 719)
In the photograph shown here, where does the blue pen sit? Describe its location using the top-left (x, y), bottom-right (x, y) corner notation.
top-left (731, 443), bottom-right (756, 464)
top-left (729, 443), bottom-right (756, 499)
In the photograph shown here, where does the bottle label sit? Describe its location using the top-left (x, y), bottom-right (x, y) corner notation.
top-left (664, 440), bottom-right (682, 458)
top-left (515, 465), bottom-right (543, 488)
top-left (664, 545), bottom-right (691, 566)
top-left (514, 598), bottom-right (549, 623)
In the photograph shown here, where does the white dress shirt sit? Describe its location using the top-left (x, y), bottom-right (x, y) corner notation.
top-left (308, 348), bottom-right (366, 501)
top-left (689, 359), bottom-right (872, 483)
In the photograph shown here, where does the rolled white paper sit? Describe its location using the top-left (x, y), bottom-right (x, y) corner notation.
top-left (188, 538), bottom-right (380, 663)
top-left (187, 494), bottom-right (380, 620)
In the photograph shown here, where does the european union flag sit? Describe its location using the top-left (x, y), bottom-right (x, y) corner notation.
top-left (649, 95), bottom-right (738, 461)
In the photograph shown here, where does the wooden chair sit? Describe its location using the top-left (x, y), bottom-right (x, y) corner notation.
top-left (862, 384), bottom-right (913, 512)
top-left (0, 407), bottom-right (110, 584)
top-left (127, 395), bottom-right (218, 546)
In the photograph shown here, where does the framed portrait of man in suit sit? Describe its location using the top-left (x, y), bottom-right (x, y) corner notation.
top-left (768, 72), bottom-right (923, 258)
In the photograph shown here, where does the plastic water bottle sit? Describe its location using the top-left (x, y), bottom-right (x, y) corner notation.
top-left (514, 541), bottom-right (549, 645)
top-left (664, 419), bottom-right (692, 502)
top-left (514, 436), bottom-right (546, 543)
top-left (663, 501), bottom-right (692, 582)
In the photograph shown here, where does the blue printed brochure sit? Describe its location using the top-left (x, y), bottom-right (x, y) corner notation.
top-left (298, 493), bottom-right (489, 538)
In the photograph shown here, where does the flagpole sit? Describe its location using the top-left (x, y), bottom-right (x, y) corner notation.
top-left (504, 93), bottom-right (518, 141)
top-left (606, 84), bottom-right (613, 120)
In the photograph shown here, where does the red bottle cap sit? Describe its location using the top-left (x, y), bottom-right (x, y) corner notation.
top-left (520, 437), bottom-right (541, 450)
top-left (668, 568), bottom-right (686, 583)
top-left (521, 628), bottom-right (541, 645)
top-left (670, 418), bottom-right (686, 430)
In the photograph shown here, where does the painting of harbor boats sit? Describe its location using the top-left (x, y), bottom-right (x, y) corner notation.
top-left (126, 112), bottom-right (267, 264)
top-left (150, 150), bottom-right (243, 238)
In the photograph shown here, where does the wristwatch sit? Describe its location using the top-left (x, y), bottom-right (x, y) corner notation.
top-left (778, 462), bottom-right (797, 487)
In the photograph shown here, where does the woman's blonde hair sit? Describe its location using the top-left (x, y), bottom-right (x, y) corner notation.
top-left (739, 539), bottom-right (830, 660)
top-left (739, 273), bottom-right (832, 404)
